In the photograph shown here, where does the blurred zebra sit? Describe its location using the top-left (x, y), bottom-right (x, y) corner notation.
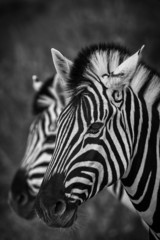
top-left (8, 74), bottom-right (66, 219)
top-left (9, 70), bottom-right (136, 220)
top-left (35, 44), bottom-right (160, 239)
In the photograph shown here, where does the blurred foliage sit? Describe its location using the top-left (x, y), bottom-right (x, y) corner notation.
top-left (1, 0), bottom-right (160, 239)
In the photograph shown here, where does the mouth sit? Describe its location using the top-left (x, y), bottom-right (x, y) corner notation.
top-left (47, 208), bottom-right (77, 228)
top-left (63, 209), bottom-right (77, 228)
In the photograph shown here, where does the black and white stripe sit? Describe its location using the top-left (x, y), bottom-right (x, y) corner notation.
top-left (9, 74), bottom-right (66, 219)
top-left (21, 74), bottom-right (65, 195)
top-left (10, 70), bottom-right (135, 220)
top-left (36, 43), bottom-right (160, 239)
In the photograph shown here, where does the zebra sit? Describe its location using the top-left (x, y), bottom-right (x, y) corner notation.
top-left (8, 73), bottom-right (66, 219)
top-left (8, 74), bottom-right (136, 221)
top-left (35, 43), bottom-right (160, 240)
top-left (8, 75), bottom-right (136, 220)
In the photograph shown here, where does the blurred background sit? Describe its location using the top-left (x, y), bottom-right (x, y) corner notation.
top-left (0, 0), bottom-right (159, 239)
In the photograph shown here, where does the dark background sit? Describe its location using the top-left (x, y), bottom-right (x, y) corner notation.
top-left (0, 0), bottom-right (159, 239)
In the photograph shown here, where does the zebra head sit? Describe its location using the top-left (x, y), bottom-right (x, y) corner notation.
top-left (9, 74), bottom-right (65, 219)
top-left (35, 43), bottom-right (144, 227)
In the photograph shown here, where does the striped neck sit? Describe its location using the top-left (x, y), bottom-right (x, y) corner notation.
top-left (122, 88), bottom-right (160, 233)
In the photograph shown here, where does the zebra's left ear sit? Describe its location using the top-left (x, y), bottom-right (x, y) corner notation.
top-left (107, 45), bottom-right (145, 89)
top-left (51, 48), bottom-right (73, 85)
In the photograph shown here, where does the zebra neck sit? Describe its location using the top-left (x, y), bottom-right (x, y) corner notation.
top-left (121, 91), bottom-right (160, 235)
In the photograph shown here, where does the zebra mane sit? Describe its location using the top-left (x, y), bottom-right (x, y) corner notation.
top-left (68, 43), bottom-right (129, 95)
top-left (68, 43), bottom-right (160, 111)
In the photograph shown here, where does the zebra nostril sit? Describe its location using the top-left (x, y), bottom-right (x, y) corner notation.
top-left (16, 192), bottom-right (28, 206)
top-left (52, 199), bottom-right (66, 216)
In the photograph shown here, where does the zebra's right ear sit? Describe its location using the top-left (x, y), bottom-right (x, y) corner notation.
top-left (51, 48), bottom-right (73, 85)
top-left (32, 75), bottom-right (43, 92)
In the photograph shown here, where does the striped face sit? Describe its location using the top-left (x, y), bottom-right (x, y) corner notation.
top-left (35, 44), bottom-right (143, 228)
top-left (21, 104), bottom-right (58, 195)
top-left (9, 74), bottom-right (65, 219)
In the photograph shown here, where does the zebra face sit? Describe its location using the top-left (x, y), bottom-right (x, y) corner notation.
top-left (35, 43), bottom-right (143, 228)
top-left (35, 86), bottom-right (129, 227)
top-left (9, 75), bottom-right (65, 219)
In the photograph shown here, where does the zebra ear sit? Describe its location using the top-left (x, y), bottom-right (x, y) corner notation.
top-left (107, 45), bottom-right (145, 89)
top-left (52, 73), bottom-right (69, 105)
top-left (32, 75), bottom-right (43, 92)
top-left (51, 48), bottom-right (73, 84)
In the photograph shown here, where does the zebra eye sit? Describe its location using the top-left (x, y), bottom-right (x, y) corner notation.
top-left (87, 122), bottom-right (104, 134)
